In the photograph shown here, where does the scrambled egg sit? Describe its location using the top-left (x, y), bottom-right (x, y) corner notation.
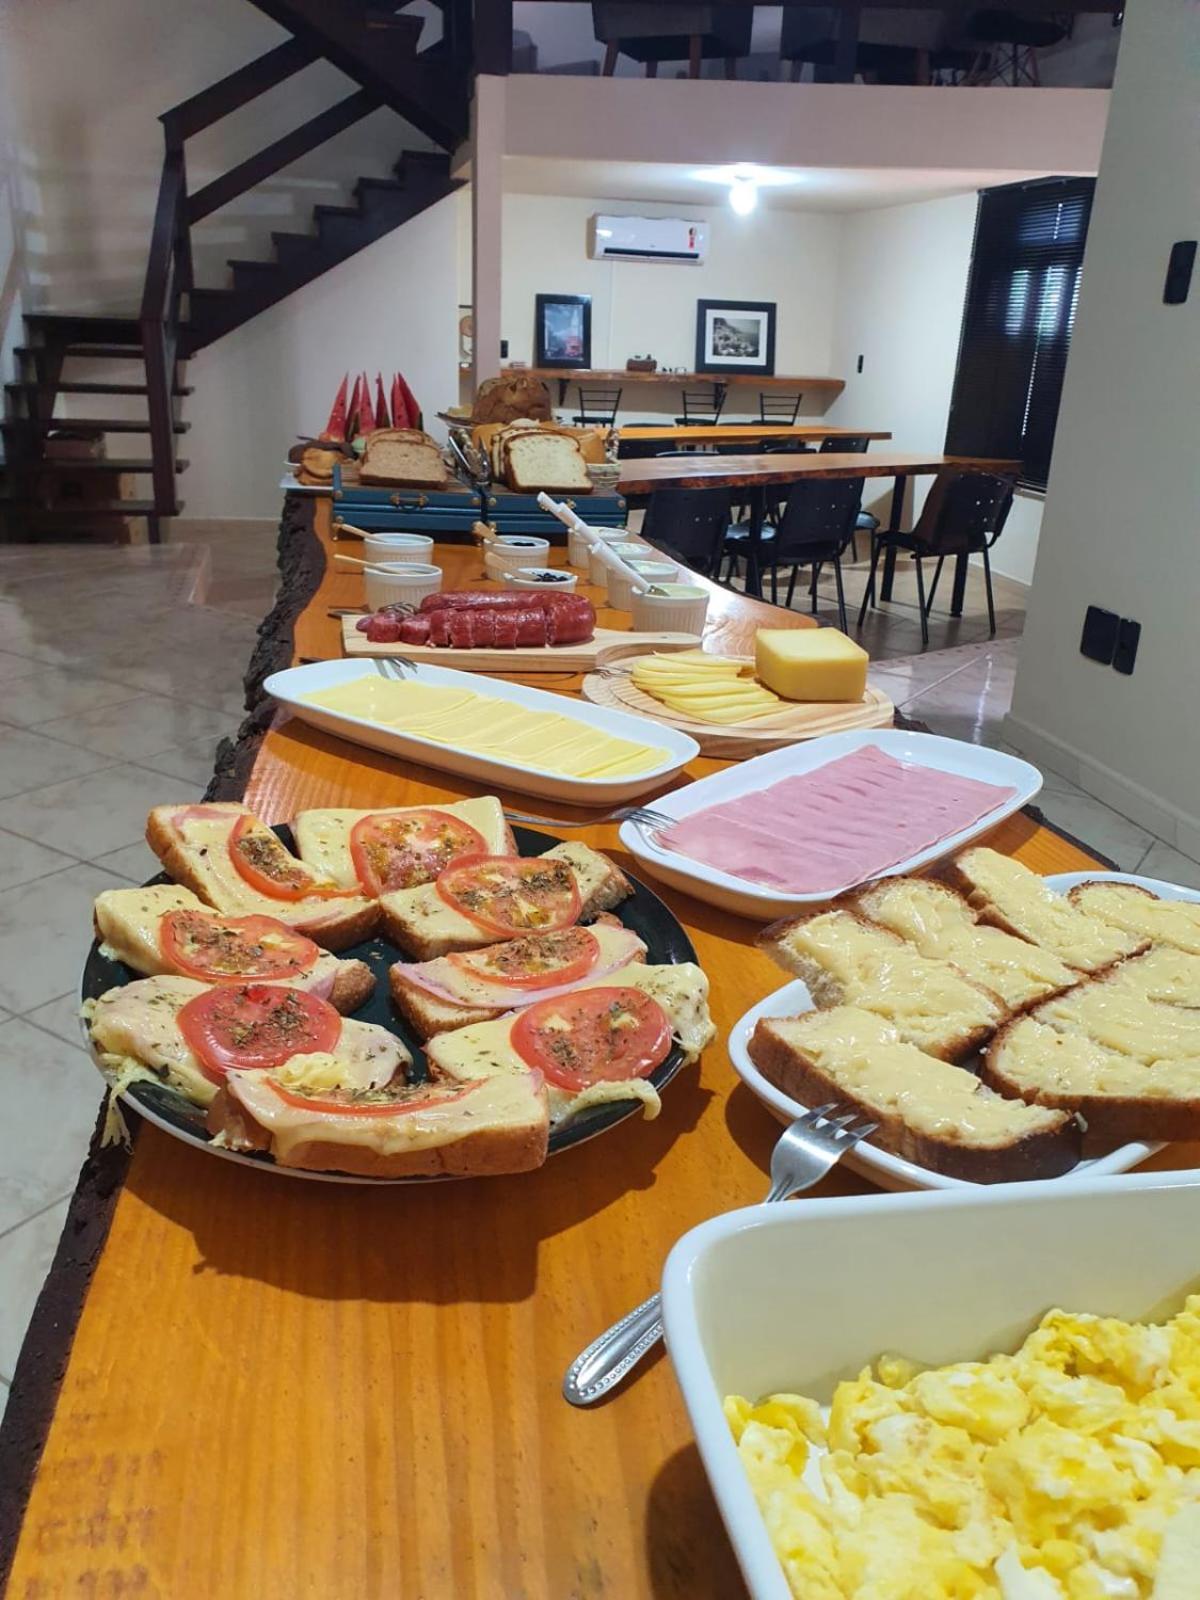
top-left (726, 1297), bottom-right (1200, 1599)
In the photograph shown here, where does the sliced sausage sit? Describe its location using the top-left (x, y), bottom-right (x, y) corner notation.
top-left (396, 614), bottom-right (431, 645)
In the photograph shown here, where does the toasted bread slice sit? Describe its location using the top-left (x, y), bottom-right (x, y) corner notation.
top-left (292, 799), bottom-right (516, 892)
top-left (388, 915), bottom-right (646, 1039)
top-left (206, 1069), bottom-right (550, 1178)
top-left (1067, 880), bottom-right (1200, 956)
top-left (146, 803), bottom-right (377, 951)
top-left (983, 1015), bottom-right (1200, 1142)
top-left (946, 848), bottom-right (1148, 973)
top-left (92, 883), bottom-right (374, 1013)
top-left (758, 907), bottom-right (1005, 1061)
top-left (1031, 953), bottom-right (1200, 1064)
top-left (852, 876), bottom-right (1078, 1012)
top-left (747, 1007), bottom-right (1080, 1183)
top-left (378, 842), bottom-right (632, 960)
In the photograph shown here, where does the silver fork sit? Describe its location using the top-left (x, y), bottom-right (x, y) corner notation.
top-left (375, 656), bottom-right (418, 679)
top-left (503, 803), bottom-right (675, 833)
top-left (562, 1104), bottom-right (879, 1408)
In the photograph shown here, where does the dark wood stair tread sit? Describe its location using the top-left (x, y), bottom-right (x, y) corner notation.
top-left (23, 314), bottom-right (141, 344)
top-left (0, 499), bottom-right (180, 517)
top-left (2, 417), bottom-right (189, 433)
top-left (6, 381), bottom-right (192, 397)
top-left (11, 457), bottom-right (189, 473)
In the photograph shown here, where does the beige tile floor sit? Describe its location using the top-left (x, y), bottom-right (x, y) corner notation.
top-left (0, 526), bottom-right (1197, 1424)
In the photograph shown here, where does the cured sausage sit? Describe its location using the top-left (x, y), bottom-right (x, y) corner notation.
top-left (544, 594), bottom-right (595, 645)
top-left (364, 591), bottom-right (597, 650)
top-left (418, 590), bottom-right (531, 613)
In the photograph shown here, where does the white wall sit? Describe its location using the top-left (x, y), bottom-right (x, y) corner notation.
top-left (1007, 0), bottom-right (1200, 853)
top-left (0, 4), bottom-right (29, 435)
top-left (183, 194), bottom-right (459, 520)
top-left (499, 190), bottom-right (840, 415)
top-left (827, 189), bottom-right (1043, 583)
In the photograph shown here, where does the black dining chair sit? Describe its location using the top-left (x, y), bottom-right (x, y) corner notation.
top-left (573, 385), bottom-right (622, 427)
top-left (592, 2), bottom-right (753, 78)
top-left (961, 8), bottom-right (1069, 84)
top-left (821, 435), bottom-right (871, 558)
top-left (754, 478), bottom-right (864, 629)
top-left (676, 386), bottom-right (724, 426)
top-left (857, 470), bottom-right (1016, 646)
top-left (760, 392), bottom-right (803, 425)
top-left (717, 438), bottom-right (801, 556)
top-left (641, 486), bottom-right (734, 578)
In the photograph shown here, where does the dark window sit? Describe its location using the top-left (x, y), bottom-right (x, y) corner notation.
top-left (946, 177), bottom-right (1095, 492)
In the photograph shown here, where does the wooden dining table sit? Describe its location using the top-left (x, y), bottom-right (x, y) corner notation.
top-left (620, 449), bottom-right (1022, 607)
top-left (619, 424), bottom-right (892, 449)
top-left (4, 494), bottom-right (1182, 1600)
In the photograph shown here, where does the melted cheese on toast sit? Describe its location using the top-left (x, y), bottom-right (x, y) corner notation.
top-left (394, 922), bottom-right (646, 1010)
top-left (1069, 880), bottom-right (1200, 956)
top-left (292, 798), bottom-right (511, 889)
top-left (956, 849), bottom-right (1144, 972)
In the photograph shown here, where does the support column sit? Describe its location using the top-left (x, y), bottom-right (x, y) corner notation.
top-left (471, 75), bottom-right (505, 398)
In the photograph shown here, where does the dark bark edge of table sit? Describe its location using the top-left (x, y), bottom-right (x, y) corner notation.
top-left (0, 500), bottom-right (1115, 1593)
top-left (0, 494), bottom-right (327, 1595)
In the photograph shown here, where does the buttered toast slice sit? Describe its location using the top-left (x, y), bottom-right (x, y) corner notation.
top-left (92, 884), bottom-right (374, 1011)
top-left (947, 848), bottom-right (1148, 973)
top-left (852, 877), bottom-right (1078, 1012)
top-left (146, 803), bottom-right (377, 951)
top-left (759, 908), bottom-right (1005, 1061)
top-left (1067, 880), bottom-right (1200, 956)
top-left (747, 1006), bottom-right (1080, 1182)
top-left (379, 842), bottom-right (631, 960)
top-left (292, 798), bottom-right (515, 892)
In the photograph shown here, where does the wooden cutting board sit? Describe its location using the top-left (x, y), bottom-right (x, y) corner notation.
top-left (581, 656), bottom-right (894, 757)
top-left (340, 617), bottom-right (702, 672)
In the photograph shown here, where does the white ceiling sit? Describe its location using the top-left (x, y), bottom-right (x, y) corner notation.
top-left (502, 156), bottom-right (1043, 213)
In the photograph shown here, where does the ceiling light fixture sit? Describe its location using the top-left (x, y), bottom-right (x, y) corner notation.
top-left (729, 174), bottom-right (758, 215)
top-left (688, 163), bottom-right (798, 214)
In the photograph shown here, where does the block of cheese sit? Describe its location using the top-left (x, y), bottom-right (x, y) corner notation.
top-left (754, 628), bottom-right (868, 703)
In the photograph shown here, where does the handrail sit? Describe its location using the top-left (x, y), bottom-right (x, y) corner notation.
top-left (161, 39), bottom-right (316, 143)
top-left (140, 146), bottom-right (187, 514)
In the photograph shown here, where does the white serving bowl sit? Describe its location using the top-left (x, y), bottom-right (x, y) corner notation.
top-left (484, 535), bottom-right (551, 576)
top-left (588, 540), bottom-right (647, 589)
top-left (500, 567), bottom-right (579, 592)
top-left (661, 1171), bottom-right (1200, 1600)
top-left (630, 583), bottom-right (710, 634)
top-left (629, 557), bottom-right (678, 584)
top-left (363, 561), bottom-right (443, 611)
top-left (362, 532), bottom-right (435, 567)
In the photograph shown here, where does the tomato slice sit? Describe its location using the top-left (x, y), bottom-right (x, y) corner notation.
top-left (228, 815), bottom-right (344, 902)
top-left (160, 911), bottom-right (319, 983)
top-left (349, 809), bottom-right (486, 895)
top-left (446, 927), bottom-right (598, 990)
top-left (510, 986), bottom-right (672, 1093)
top-left (269, 1080), bottom-right (471, 1117)
top-left (435, 854), bottom-right (581, 937)
top-left (177, 985), bottom-right (342, 1083)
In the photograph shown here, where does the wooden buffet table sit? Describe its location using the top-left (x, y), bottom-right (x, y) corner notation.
top-left (3, 496), bottom-right (1183, 1600)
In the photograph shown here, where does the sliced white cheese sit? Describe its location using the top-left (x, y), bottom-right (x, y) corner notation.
top-left (395, 923), bottom-right (646, 1010)
top-left (292, 798), bottom-right (511, 889)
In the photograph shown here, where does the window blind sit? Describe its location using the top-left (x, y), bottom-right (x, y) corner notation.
top-left (945, 177), bottom-right (1095, 491)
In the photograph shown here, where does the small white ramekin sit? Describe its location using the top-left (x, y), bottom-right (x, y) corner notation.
top-left (589, 540), bottom-right (647, 588)
top-left (630, 584), bottom-right (710, 635)
top-left (363, 561), bottom-right (443, 611)
top-left (630, 558), bottom-right (679, 584)
top-left (484, 536), bottom-right (551, 577)
top-left (501, 567), bottom-right (579, 592)
top-left (567, 525), bottom-right (593, 568)
top-left (363, 532), bottom-right (435, 566)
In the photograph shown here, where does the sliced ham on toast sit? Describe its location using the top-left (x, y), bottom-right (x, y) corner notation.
top-left (146, 802), bottom-right (377, 950)
top-left (1067, 879), bottom-right (1200, 956)
top-left (379, 841), bottom-right (632, 960)
top-left (758, 907), bottom-right (1006, 1061)
top-left (389, 916), bottom-right (646, 1039)
top-left (850, 876), bottom-right (1079, 1012)
top-left (291, 798), bottom-right (515, 894)
top-left (946, 848), bottom-right (1147, 973)
top-left (747, 1006), bottom-right (1081, 1183)
top-left (92, 884), bottom-right (374, 1012)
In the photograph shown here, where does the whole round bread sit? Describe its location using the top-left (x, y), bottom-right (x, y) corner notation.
top-left (472, 374), bottom-right (553, 424)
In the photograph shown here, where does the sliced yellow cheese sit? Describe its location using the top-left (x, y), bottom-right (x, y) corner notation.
top-left (631, 650), bottom-right (783, 725)
top-left (755, 628), bottom-right (868, 703)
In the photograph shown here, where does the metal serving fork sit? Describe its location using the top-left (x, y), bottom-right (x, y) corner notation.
top-left (375, 656), bottom-right (418, 679)
top-left (562, 1104), bottom-right (879, 1408)
top-left (503, 803), bottom-right (675, 833)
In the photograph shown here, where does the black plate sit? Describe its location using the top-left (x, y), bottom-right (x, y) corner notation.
top-left (80, 824), bottom-right (697, 1181)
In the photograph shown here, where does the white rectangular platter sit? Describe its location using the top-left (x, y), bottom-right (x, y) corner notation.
top-left (725, 869), bottom-right (1200, 1191)
top-left (264, 657), bottom-right (701, 804)
top-left (619, 728), bottom-right (1042, 920)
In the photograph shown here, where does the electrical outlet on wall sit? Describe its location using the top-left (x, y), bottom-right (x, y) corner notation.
top-left (1114, 618), bottom-right (1141, 675)
top-left (1080, 605), bottom-right (1119, 665)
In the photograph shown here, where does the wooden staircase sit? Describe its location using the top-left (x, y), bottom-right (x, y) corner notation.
top-left (1, 0), bottom-right (472, 542)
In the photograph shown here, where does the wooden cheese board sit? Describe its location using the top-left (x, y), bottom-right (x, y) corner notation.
top-left (581, 655), bottom-right (895, 758)
top-left (340, 616), bottom-right (702, 673)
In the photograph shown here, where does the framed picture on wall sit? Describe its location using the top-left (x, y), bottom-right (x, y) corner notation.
top-left (535, 294), bottom-right (591, 368)
top-left (694, 299), bottom-right (776, 376)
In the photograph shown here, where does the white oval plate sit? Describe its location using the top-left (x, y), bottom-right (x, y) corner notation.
top-left (619, 728), bottom-right (1042, 920)
top-left (265, 658), bottom-right (700, 805)
top-left (726, 868), bottom-right (1200, 1191)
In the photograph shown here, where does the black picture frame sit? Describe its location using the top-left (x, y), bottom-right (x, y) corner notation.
top-left (694, 299), bottom-right (776, 376)
top-left (535, 293), bottom-right (592, 369)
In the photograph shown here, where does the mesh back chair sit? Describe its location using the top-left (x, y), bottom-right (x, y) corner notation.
top-left (757, 478), bottom-right (864, 629)
top-left (675, 386), bottom-right (725, 426)
top-left (592, 3), bottom-right (753, 78)
top-left (760, 392), bottom-right (803, 425)
top-left (716, 438), bottom-right (803, 566)
top-left (821, 435), bottom-right (871, 555)
top-left (616, 423), bottom-right (674, 460)
top-left (858, 470), bottom-right (1016, 646)
top-left (641, 486), bottom-right (733, 577)
top-left (573, 385), bottom-right (622, 426)
top-left (962, 8), bottom-right (1068, 84)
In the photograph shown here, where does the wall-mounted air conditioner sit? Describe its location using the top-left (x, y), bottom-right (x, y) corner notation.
top-left (588, 214), bottom-right (708, 264)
